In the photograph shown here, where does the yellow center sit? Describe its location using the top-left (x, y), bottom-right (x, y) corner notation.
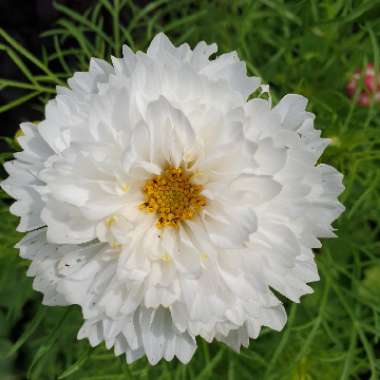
top-left (139, 166), bottom-right (207, 229)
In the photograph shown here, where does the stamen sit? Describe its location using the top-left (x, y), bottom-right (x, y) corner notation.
top-left (139, 166), bottom-right (207, 229)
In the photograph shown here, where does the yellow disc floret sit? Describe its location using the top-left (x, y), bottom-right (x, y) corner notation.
top-left (139, 166), bottom-right (207, 229)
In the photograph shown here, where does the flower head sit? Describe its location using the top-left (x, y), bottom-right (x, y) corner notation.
top-left (1, 33), bottom-right (344, 364)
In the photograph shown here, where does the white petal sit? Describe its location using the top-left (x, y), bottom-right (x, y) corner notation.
top-left (273, 94), bottom-right (313, 131)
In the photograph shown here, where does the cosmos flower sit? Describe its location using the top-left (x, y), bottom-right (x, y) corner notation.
top-left (346, 63), bottom-right (380, 107)
top-left (1, 33), bottom-right (344, 364)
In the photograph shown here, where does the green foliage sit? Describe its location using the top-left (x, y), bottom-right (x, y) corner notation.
top-left (1, 0), bottom-right (380, 379)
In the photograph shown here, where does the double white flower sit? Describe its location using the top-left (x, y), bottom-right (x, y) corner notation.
top-left (1, 33), bottom-right (344, 364)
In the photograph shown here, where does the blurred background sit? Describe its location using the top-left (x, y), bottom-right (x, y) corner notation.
top-left (0, 1), bottom-right (380, 379)
top-left (0, 0), bottom-right (94, 154)
top-left (0, 0), bottom-right (100, 139)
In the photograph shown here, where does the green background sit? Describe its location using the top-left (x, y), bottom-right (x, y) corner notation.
top-left (0, 1), bottom-right (380, 379)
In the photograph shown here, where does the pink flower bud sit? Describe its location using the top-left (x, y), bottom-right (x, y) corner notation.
top-left (346, 63), bottom-right (380, 107)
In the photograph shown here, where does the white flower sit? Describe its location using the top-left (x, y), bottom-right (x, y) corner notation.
top-left (1, 33), bottom-right (344, 365)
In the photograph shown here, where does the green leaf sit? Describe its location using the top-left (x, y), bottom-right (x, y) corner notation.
top-left (6, 308), bottom-right (46, 358)
top-left (58, 346), bottom-right (94, 379)
top-left (0, 27), bottom-right (64, 85)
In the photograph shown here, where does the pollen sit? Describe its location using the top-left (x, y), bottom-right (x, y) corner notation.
top-left (111, 241), bottom-right (121, 249)
top-left (139, 166), bottom-right (207, 229)
top-left (200, 253), bottom-right (209, 261)
top-left (160, 253), bottom-right (172, 262)
top-left (105, 216), bottom-right (117, 227)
